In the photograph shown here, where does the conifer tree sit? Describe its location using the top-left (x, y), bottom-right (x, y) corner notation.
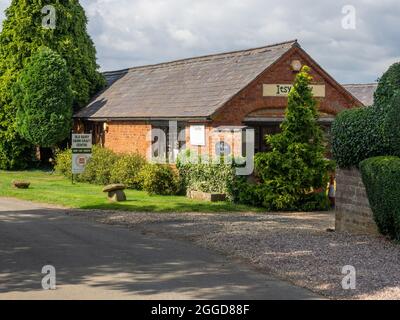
top-left (14, 47), bottom-right (73, 148)
top-left (255, 66), bottom-right (335, 210)
top-left (0, 0), bottom-right (105, 169)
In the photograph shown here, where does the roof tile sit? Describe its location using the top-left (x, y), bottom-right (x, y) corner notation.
top-left (75, 40), bottom-right (298, 119)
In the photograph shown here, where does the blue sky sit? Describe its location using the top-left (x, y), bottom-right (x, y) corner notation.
top-left (1, 0), bottom-right (399, 83)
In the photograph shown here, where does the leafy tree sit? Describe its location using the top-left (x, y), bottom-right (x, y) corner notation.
top-left (13, 47), bottom-right (73, 148)
top-left (0, 0), bottom-right (105, 169)
top-left (254, 66), bottom-right (335, 210)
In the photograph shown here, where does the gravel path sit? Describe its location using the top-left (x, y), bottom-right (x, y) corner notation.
top-left (67, 209), bottom-right (400, 299)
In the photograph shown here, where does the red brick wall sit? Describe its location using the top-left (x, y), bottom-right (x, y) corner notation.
top-left (212, 46), bottom-right (361, 126)
top-left (79, 46), bottom-right (360, 159)
top-left (104, 121), bottom-right (151, 157)
top-left (186, 124), bottom-right (244, 158)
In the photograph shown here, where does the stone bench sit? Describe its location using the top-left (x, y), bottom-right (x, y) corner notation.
top-left (103, 184), bottom-right (127, 202)
top-left (187, 190), bottom-right (226, 202)
top-left (12, 180), bottom-right (30, 189)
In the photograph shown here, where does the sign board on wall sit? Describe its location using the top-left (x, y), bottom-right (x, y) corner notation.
top-left (263, 84), bottom-right (326, 97)
top-left (190, 125), bottom-right (205, 146)
top-left (72, 134), bottom-right (92, 174)
top-left (215, 141), bottom-right (231, 156)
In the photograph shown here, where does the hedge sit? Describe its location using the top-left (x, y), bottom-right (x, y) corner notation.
top-left (331, 107), bottom-right (387, 168)
top-left (383, 92), bottom-right (400, 156)
top-left (360, 156), bottom-right (400, 240)
top-left (332, 61), bottom-right (400, 168)
top-left (374, 62), bottom-right (400, 109)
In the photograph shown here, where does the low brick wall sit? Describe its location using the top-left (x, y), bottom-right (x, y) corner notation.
top-left (335, 168), bottom-right (379, 235)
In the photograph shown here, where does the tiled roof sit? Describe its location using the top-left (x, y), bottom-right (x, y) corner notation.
top-left (74, 40), bottom-right (298, 119)
top-left (343, 83), bottom-right (378, 106)
top-left (103, 69), bottom-right (129, 87)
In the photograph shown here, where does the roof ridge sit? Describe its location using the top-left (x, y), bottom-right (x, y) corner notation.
top-left (343, 83), bottom-right (378, 86)
top-left (102, 40), bottom-right (298, 73)
top-left (103, 69), bottom-right (129, 75)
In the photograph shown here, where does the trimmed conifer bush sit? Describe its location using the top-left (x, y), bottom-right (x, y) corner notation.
top-left (331, 107), bottom-right (384, 168)
top-left (13, 47), bottom-right (73, 148)
top-left (360, 156), bottom-right (400, 240)
top-left (332, 61), bottom-right (400, 168)
top-left (252, 66), bottom-right (335, 211)
top-left (374, 62), bottom-right (400, 109)
top-left (383, 92), bottom-right (400, 156)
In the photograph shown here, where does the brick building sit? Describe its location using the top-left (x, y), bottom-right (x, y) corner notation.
top-left (74, 40), bottom-right (367, 162)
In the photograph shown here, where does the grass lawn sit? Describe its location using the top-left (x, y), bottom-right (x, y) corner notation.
top-left (0, 170), bottom-right (262, 213)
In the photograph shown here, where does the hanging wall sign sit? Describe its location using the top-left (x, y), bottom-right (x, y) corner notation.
top-left (71, 134), bottom-right (92, 174)
top-left (263, 84), bottom-right (326, 97)
top-left (215, 141), bottom-right (231, 156)
top-left (190, 125), bottom-right (206, 146)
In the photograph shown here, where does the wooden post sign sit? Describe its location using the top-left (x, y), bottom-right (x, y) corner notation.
top-left (71, 133), bottom-right (92, 175)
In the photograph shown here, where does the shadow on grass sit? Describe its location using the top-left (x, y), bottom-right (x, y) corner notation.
top-left (79, 200), bottom-right (260, 213)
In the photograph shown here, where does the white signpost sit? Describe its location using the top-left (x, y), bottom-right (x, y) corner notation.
top-left (71, 133), bottom-right (92, 177)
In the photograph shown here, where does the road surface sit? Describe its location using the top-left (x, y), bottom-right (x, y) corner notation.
top-left (0, 198), bottom-right (319, 300)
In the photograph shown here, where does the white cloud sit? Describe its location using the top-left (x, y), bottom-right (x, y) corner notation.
top-left (1, 0), bottom-right (399, 83)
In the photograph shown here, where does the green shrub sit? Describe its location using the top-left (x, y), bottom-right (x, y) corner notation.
top-left (331, 107), bottom-right (387, 168)
top-left (230, 177), bottom-right (267, 206)
top-left (231, 177), bottom-right (330, 211)
top-left (251, 66), bottom-right (334, 211)
top-left (383, 92), bottom-right (400, 156)
top-left (110, 154), bottom-right (146, 189)
top-left (296, 192), bottom-right (331, 212)
top-left (55, 147), bottom-right (148, 188)
top-left (177, 153), bottom-right (237, 200)
top-left (54, 148), bottom-right (73, 178)
top-left (332, 62), bottom-right (400, 168)
top-left (360, 156), bottom-right (400, 240)
top-left (138, 164), bottom-right (179, 195)
top-left (374, 62), bottom-right (400, 109)
top-left (79, 146), bottom-right (119, 185)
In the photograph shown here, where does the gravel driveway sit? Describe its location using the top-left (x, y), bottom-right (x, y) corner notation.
top-left (68, 209), bottom-right (400, 299)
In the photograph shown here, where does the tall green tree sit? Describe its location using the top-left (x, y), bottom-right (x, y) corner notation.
top-left (254, 66), bottom-right (335, 210)
top-left (14, 47), bottom-right (73, 148)
top-left (0, 0), bottom-right (105, 169)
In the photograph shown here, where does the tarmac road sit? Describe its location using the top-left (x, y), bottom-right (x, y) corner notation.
top-left (0, 198), bottom-right (319, 300)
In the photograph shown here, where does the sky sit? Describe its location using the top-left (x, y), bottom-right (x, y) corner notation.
top-left (0, 0), bottom-right (399, 84)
